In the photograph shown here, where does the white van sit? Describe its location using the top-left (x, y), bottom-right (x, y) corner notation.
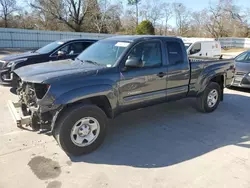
top-left (185, 41), bottom-right (221, 58)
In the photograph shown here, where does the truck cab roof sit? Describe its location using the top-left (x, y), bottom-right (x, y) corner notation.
top-left (104, 35), bottom-right (183, 43)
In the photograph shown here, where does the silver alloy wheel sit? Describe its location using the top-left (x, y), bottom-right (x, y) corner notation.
top-left (207, 89), bottom-right (218, 108)
top-left (70, 117), bottom-right (100, 147)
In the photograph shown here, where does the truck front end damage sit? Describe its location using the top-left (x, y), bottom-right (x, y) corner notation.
top-left (8, 80), bottom-right (62, 132)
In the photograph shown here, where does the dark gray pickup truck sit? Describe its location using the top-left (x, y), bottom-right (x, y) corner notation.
top-left (8, 36), bottom-right (235, 155)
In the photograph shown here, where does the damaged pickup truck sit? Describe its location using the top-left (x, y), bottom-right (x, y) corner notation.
top-left (8, 36), bottom-right (235, 156)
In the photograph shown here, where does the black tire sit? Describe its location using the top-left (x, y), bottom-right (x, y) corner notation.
top-left (53, 104), bottom-right (108, 156)
top-left (196, 82), bottom-right (221, 113)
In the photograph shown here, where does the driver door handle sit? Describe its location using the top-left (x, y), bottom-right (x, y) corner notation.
top-left (157, 72), bottom-right (167, 78)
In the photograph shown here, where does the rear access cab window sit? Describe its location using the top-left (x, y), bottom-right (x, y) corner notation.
top-left (166, 41), bottom-right (185, 65)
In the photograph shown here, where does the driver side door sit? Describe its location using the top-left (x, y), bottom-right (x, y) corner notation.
top-left (118, 40), bottom-right (168, 111)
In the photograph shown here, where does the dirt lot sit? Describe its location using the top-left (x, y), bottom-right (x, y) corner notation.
top-left (0, 84), bottom-right (250, 188)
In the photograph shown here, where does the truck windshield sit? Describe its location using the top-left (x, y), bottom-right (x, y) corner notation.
top-left (76, 40), bottom-right (130, 67)
top-left (36, 41), bottom-right (64, 54)
top-left (184, 43), bottom-right (192, 49)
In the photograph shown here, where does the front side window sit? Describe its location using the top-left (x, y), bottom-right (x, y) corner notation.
top-left (56, 42), bottom-right (88, 56)
top-left (190, 43), bottom-right (201, 55)
top-left (82, 42), bottom-right (93, 50)
top-left (36, 41), bottom-right (64, 54)
top-left (126, 41), bottom-right (162, 67)
top-left (69, 42), bottom-right (85, 54)
top-left (77, 40), bottom-right (130, 67)
top-left (166, 41), bottom-right (184, 65)
top-left (235, 52), bottom-right (248, 62)
top-left (245, 53), bottom-right (250, 62)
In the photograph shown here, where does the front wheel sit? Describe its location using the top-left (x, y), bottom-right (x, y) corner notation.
top-left (196, 82), bottom-right (221, 113)
top-left (53, 105), bottom-right (108, 156)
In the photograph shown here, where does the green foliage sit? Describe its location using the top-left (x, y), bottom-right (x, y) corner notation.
top-left (127, 0), bottom-right (141, 5)
top-left (136, 20), bottom-right (155, 35)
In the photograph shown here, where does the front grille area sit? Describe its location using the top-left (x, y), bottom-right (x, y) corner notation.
top-left (0, 61), bottom-right (4, 68)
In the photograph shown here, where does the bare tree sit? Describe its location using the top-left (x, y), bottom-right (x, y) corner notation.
top-left (140, 0), bottom-right (164, 27)
top-left (30, 0), bottom-right (99, 32)
top-left (162, 2), bottom-right (173, 35)
top-left (92, 0), bottom-right (121, 33)
top-left (173, 3), bottom-right (190, 36)
top-left (127, 0), bottom-right (140, 26)
top-left (104, 3), bottom-right (122, 33)
top-left (238, 8), bottom-right (250, 37)
top-left (190, 10), bottom-right (208, 37)
top-left (0, 0), bottom-right (18, 27)
top-left (202, 0), bottom-right (246, 38)
top-left (120, 8), bottom-right (137, 34)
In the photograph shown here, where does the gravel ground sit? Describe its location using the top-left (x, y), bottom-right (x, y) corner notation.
top-left (0, 84), bottom-right (250, 188)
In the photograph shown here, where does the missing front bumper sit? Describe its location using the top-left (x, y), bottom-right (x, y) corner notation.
top-left (7, 100), bottom-right (31, 128)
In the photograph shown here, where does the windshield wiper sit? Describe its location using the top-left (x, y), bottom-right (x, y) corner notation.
top-left (75, 58), bottom-right (104, 67)
top-left (74, 57), bottom-right (86, 64)
top-left (83, 60), bottom-right (103, 66)
top-left (75, 57), bottom-right (83, 62)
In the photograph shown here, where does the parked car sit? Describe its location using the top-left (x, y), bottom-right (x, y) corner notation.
top-left (8, 36), bottom-right (235, 156)
top-left (231, 50), bottom-right (250, 88)
top-left (185, 41), bottom-right (221, 58)
top-left (0, 38), bottom-right (97, 85)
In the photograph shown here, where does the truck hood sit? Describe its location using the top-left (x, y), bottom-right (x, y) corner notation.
top-left (1, 51), bottom-right (40, 62)
top-left (14, 59), bottom-right (103, 83)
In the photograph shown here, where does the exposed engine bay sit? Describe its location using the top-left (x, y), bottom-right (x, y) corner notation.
top-left (17, 81), bottom-right (49, 107)
top-left (10, 78), bottom-right (56, 131)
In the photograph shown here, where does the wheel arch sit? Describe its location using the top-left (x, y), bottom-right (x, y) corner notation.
top-left (51, 95), bottom-right (114, 132)
top-left (198, 73), bottom-right (225, 100)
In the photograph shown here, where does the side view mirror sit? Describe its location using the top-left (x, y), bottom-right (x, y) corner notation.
top-left (125, 57), bottom-right (143, 68)
top-left (57, 50), bottom-right (65, 57)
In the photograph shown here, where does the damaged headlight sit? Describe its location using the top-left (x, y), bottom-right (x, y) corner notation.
top-left (34, 83), bottom-right (50, 99)
top-left (7, 58), bottom-right (28, 67)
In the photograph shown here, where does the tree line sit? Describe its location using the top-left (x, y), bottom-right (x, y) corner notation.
top-left (0, 0), bottom-right (249, 38)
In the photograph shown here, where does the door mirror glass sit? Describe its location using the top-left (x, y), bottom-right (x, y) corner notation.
top-left (125, 57), bottom-right (143, 68)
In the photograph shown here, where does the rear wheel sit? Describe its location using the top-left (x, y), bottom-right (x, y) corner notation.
top-left (53, 105), bottom-right (108, 156)
top-left (196, 82), bottom-right (221, 113)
